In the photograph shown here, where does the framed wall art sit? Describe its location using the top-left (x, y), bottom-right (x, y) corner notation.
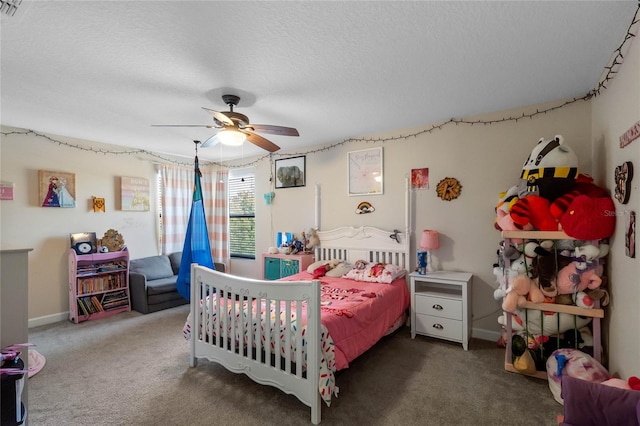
top-left (275, 156), bottom-right (305, 188)
top-left (0, 181), bottom-right (14, 200)
top-left (348, 147), bottom-right (383, 196)
top-left (121, 176), bottom-right (150, 211)
top-left (411, 168), bottom-right (429, 189)
top-left (626, 211), bottom-right (636, 258)
top-left (39, 170), bottom-right (76, 208)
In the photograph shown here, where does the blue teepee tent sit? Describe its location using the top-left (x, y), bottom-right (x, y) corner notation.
top-left (176, 154), bottom-right (215, 301)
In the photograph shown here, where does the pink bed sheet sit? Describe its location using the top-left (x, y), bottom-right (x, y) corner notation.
top-left (281, 271), bottom-right (410, 371)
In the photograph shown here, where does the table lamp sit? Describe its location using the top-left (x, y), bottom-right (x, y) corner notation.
top-left (419, 229), bottom-right (440, 273)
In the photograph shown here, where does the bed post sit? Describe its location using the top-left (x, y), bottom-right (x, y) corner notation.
top-left (404, 176), bottom-right (410, 241)
top-left (315, 183), bottom-right (321, 230)
top-left (189, 263), bottom-right (197, 368)
top-left (405, 176), bottom-right (411, 269)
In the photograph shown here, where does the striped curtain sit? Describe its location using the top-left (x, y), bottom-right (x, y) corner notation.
top-left (209, 169), bottom-right (229, 266)
top-left (161, 164), bottom-right (192, 254)
top-left (161, 164), bottom-right (229, 266)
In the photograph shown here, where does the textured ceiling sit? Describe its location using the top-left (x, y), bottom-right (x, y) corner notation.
top-left (1, 1), bottom-right (637, 161)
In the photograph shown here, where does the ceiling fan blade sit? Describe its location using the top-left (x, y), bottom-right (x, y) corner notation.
top-left (242, 130), bottom-right (280, 152)
top-left (151, 124), bottom-right (218, 128)
top-left (247, 124), bottom-right (299, 137)
top-left (200, 130), bottom-right (222, 148)
top-left (201, 107), bottom-right (233, 126)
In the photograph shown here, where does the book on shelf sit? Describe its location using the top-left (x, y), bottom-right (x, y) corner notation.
top-left (77, 299), bottom-right (91, 317)
top-left (91, 296), bottom-right (104, 312)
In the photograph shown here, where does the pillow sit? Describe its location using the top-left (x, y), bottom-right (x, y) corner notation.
top-left (561, 375), bottom-right (640, 426)
top-left (311, 265), bottom-right (329, 279)
top-left (546, 348), bottom-right (609, 404)
top-left (325, 262), bottom-right (352, 278)
top-left (306, 260), bottom-right (330, 274)
top-left (129, 255), bottom-right (175, 281)
top-left (343, 261), bottom-right (406, 284)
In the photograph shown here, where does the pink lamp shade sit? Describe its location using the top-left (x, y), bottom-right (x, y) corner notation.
top-left (420, 230), bottom-right (440, 251)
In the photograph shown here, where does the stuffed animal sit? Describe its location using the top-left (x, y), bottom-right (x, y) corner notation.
top-left (306, 228), bottom-right (320, 251)
top-left (509, 195), bottom-right (559, 231)
top-left (560, 194), bottom-right (616, 240)
top-left (548, 175), bottom-right (609, 220)
top-left (496, 242), bottom-right (539, 307)
top-left (311, 259), bottom-right (341, 278)
top-left (531, 241), bottom-right (574, 293)
top-left (541, 262), bottom-right (603, 299)
top-left (518, 135), bottom-right (579, 202)
top-left (502, 274), bottom-right (545, 312)
top-left (498, 309), bottom-right (592, 336)
top-left (495, 185), bottom-right (524, 232)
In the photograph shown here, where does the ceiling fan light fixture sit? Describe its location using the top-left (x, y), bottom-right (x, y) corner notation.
top-left (217, 129), bottom-right (246, 146)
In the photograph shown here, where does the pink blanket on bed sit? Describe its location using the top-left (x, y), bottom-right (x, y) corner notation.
top-left (281, 271), bottom-right (410, 371)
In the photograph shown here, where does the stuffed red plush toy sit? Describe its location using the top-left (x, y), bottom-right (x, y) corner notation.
top-left (560, 195), bottom-right (616, 240)
top-left (510, 195), bottom-right (558, 231)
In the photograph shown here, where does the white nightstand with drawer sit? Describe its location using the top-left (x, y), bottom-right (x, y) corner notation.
top-left (409, 271), bottom-right (473, 350)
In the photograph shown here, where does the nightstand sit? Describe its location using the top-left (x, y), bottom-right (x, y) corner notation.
top-left (409, 271), bottom-right (473, 350)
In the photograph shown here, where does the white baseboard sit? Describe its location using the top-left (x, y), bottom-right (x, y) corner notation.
top-left (28, 313), bottom-right (502, 344)
top-left (29, 312), bottom-right (68, 328)
top-left (472, 327), bottom-right (501, 343)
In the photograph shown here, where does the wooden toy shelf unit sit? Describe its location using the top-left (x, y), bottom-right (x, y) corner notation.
top-left (501, 230), bottom-right (605, 380)
top-left (68, 249), bottom-right (131, 323)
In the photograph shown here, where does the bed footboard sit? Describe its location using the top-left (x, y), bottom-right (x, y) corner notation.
top-left (189, 263), bottom-right (322, 424)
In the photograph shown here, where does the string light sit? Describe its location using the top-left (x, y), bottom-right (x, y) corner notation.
top-left (2, 4), bottom-right (638, 169)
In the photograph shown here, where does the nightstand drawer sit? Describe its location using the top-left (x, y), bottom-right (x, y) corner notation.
top-left (414, 294), bottom-right (462, 320)
top-left (415, 314), bottom-right (462, 341)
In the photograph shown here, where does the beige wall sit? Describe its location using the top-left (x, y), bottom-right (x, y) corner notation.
top-left (252, 99), bottom-right (594, 339)
top-left (0, 89), bottom-right (627, 362)
top-left (592, 37), bottom-right (640, 378)
top-left (0, 129), bottom-right (161, 324)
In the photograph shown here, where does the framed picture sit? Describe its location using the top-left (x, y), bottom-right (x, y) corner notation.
top-left (39, 170), bottom-right (76, 208)
top-left (121, 176), bottom-right (150, 211)
top-left (626, 211), bottom-right (636, 258)
top-left (411, 168), bottom-right (429, 189)
top-left (0, 181), bottom-right (14, 200)
top-left (275, 156), bottom-right (306, 188)
top-left (348, 147), bottom-right (383, 196)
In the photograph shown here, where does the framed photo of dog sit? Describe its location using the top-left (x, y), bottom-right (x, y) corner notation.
top-left (275, 156), bottom-right (305, 188)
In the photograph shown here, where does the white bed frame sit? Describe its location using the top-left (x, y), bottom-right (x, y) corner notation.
top-left (189, 181), bottom-right (411, 424)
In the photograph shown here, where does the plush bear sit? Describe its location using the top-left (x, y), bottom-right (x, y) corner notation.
top-left (502, 274), bottom-right (545, 313)
top-left (305, 228), bottom-right (320, 251)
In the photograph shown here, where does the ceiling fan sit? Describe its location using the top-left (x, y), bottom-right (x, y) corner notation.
top-left (153, 94), bottom-right (299, 152)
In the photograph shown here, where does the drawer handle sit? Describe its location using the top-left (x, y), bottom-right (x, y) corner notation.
top-left (432, 304), bottom-right (443, 310)
top-left (433, 323), bottom-right (444, 330)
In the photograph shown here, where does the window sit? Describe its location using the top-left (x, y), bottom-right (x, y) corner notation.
top-left (228, 174), bottom-right (255, 259)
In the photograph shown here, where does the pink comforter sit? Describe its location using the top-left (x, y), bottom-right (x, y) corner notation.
top-left (281, 271), bottom-right (410, 371)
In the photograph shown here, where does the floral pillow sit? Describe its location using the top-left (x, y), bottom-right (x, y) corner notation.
top-left (342, 261), bottom-right (406, 284)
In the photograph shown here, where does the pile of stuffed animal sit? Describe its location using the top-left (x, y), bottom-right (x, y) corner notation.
top-left (493, 135), bottom-right (616, 373)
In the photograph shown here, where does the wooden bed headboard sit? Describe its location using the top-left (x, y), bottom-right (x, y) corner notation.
top-left (315, 226), bottom-right (410, 270)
